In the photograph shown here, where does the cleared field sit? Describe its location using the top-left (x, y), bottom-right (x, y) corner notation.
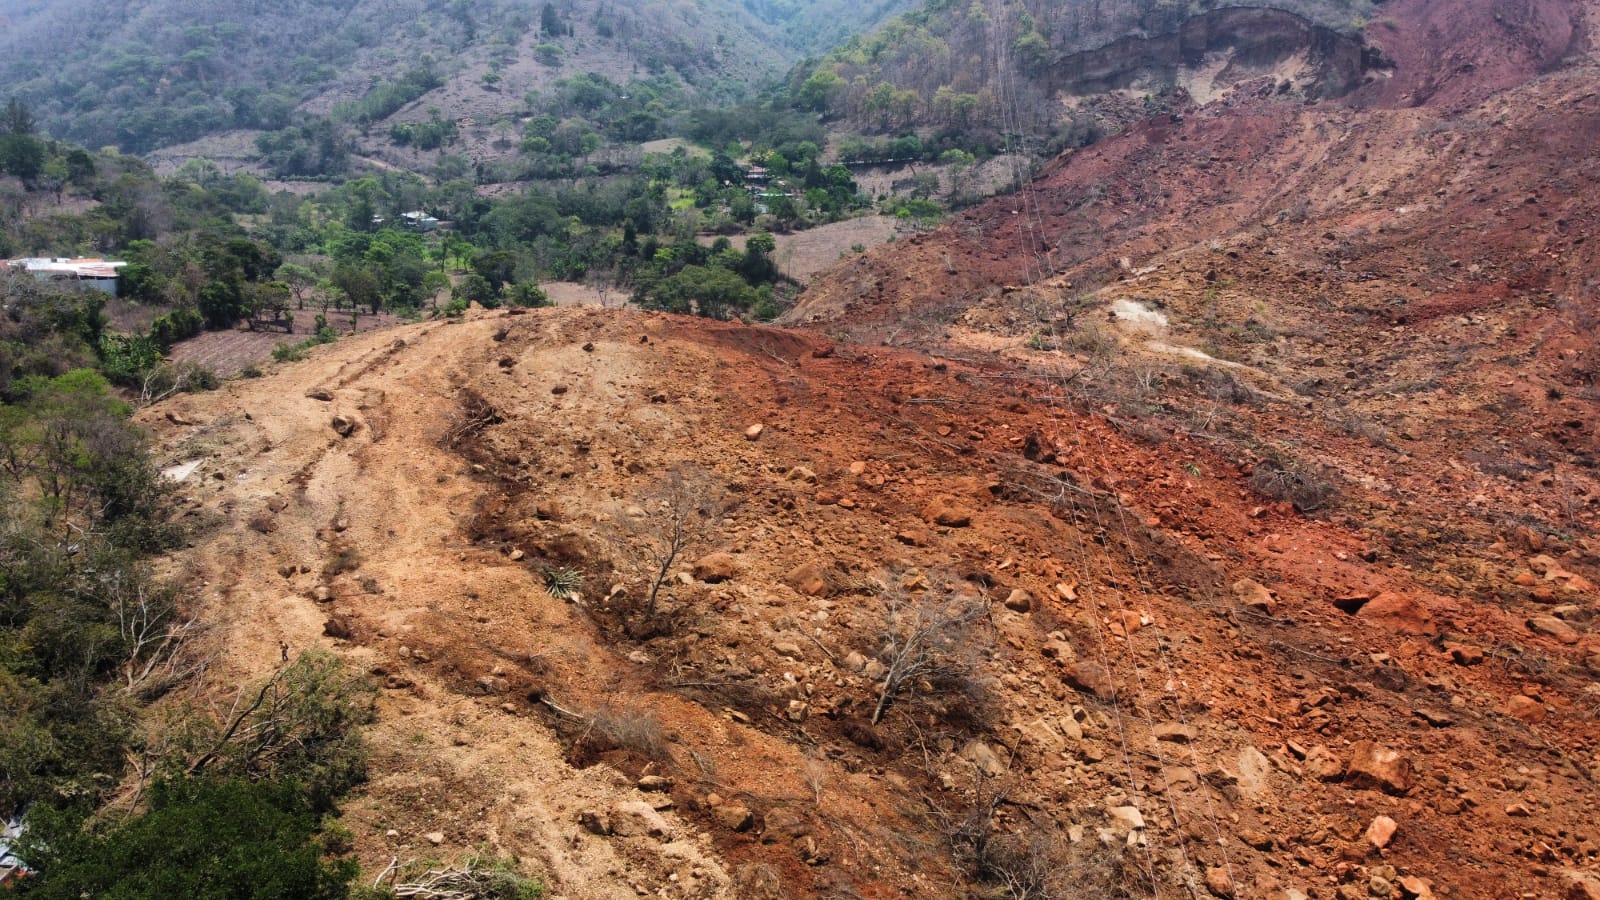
top-left (705, 215), bottom-right (901, 283)
top-left (168, 312), bottom-right (409, 375)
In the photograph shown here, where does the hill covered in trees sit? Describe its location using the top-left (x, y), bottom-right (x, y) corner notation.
top-left (0, 0), bottom-right (910, 163)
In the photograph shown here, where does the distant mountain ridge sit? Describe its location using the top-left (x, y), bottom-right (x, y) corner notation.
top-left (0, 0), bottom-right (908, 157)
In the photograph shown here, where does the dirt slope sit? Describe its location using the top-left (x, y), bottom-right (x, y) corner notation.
top-left (143, 303), bottom-right (1600, 898)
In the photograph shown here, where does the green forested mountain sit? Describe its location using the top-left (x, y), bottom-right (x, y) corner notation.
top-left (0, 0), bottom-right (908, 160)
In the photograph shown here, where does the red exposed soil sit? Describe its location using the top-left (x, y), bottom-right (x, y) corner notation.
top-left (137, 2), bottom-right (1600, 898)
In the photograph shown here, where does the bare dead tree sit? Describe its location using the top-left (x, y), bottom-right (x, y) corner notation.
top-left (391, 856), bottom-right (541, 899)
top-left (104, 567), bottom-right (207, 697)
top-left (138, 360), bottom-right (215, 406)
top-left (871, 588), bottom-right (989, 725)
top-left (624, 466), bottom-right (721, 624)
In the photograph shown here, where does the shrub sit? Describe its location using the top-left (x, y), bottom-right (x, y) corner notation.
top-left (16, 778), bottom-right (357, 899)
top-left (1249, 457), bottom-right (1338, 512)
top-left (183, 651), bottom-right (376, 811)
top-left (586, 704), bottom-right (670, 761)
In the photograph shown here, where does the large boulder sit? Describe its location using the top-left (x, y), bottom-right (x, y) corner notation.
top-left (921, 497), bottom-right (974, 528)
top-left (1344, 741), bottom-right (1415, 795)
top-left (692, 552), bottom-right (739, 583)
top-left (785, 561), bottom-right (831, 596)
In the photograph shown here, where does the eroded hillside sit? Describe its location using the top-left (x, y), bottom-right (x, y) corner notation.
top-left (144, 302), bottom-right (1600, 898)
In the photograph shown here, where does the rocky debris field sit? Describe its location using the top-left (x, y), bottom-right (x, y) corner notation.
top-left (144, 299), bottom-right (1600, 898)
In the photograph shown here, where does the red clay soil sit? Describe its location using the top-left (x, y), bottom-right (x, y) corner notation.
top-left (145, 302), bottom-right (1600, 898)
top-left (137, 2), bottom-right (1600, 897)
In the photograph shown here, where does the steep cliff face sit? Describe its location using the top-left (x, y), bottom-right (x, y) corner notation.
top-left (1048, 6), bottom-right (1370, 100)
top-left (789, 0), bottom-right (1381, 134)
top-left (1027, 0), bottom-right (1370, 48)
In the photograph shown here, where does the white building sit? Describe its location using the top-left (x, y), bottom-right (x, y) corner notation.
top-left (401, 211), bottom-right (440, 232)
top-left (3, 257), bottom-right (129, 295)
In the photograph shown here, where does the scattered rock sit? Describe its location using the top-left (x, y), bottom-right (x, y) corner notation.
top-left (1366, 814), bottom-right (1398, 850)
top-left (581, 342), bottom-right (594, 352)
top-left (1232, 578), bottom-right (1276, 614)
top-left (425, 831), bottom-right (445, 846)
top-left (1506, 694), bottom-right (1546, 723)
top-left (921, 497), bottom-right (974, 528)
top-left (1344, 741), bottom-right (1415, 795)
top-left (786, 466), bottom-right (818, 484)
top-left (692, 552), bottom-right (739, 583)
top-left (785, 561), bottom-right (830, 596)
top-left (1153, 723), bottom-right (1196, 744)
top-left (1107, 805), bottom-right (1145, 835)
top-left (1064, 662), bottom-right (1116, 700)
top-left (1235, 746), bottom-right (1274, 799)
top-left (1204, 865), bottom-right (1235, 898)
top-left (551, 384), bottom-right (568, 395)
top-left (1445, 642), bottom-right (1485, 666)
top-left (1110, 609), bottom-right (1145, 636)
top-left (1527, 615), bottom-right (1581, 644)
top-left (962, 740), bottom-right (1008, 777)
top-left (1003, 589), bottom-right (1032, 612)
top-left (714, 805), bottom-right (753, 832)
top-left (322, 616), bottom-right (354, 640)
top-left (1358, 592), bottom-right (1432, 634)
top-left (305, 388), bottom-right (334, 401)
top-left (1414, 708), bottom-right (1455, 728)
top-left (578, 810), bottom-right (612, 835)
top-left (895, 528), bottom-right (932, 547)
top-left (330, 415), bottom-right (357, 437)
top-left (842, 651), bottom-right (867, 672)
top-left (1305, 745), bottom-right (1345, 781)
top-left (1237, 828), bottom-right (1274, 850)
top-left (613, 801), bottom-right (671, 839)
top-left (1560, 869), bottom-right (1600, 900)
top-left (1397, 875), bottom-right (1435, 899)
top-left (476, 675), bottom-right (510, 694)
top-left (637, 775), bottom-right (673, 792)
top-left (745, 423), bottom-right (765, 440)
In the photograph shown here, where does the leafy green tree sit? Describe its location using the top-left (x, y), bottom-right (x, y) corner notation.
top-left (198, 280), bottom-right (245, 329)
top-left (506, 282), bottom-right (550, 307)
top-left (797, 69), bottom-right (846, 112)
top-left (643, 265), bottom-right (758, 320)
top-left (0, 98), bottom-right (46, 182)
top-left (455, 273), bottom-right (497, 307)
top-left (329, 266), bottom-right (381, 315)
top-left (540, 3), bottom-right (569, 37)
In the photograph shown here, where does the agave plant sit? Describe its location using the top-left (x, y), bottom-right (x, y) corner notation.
top-left (543, 566), bottom-right (583, 600)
